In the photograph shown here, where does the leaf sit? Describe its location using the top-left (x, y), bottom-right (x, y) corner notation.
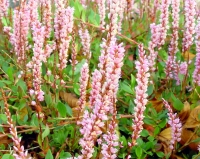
top-left (6, 67), bottom-right (14, 81)
top-left (17, 106), bottom-right (28, 121)
top-left (183, 51), bottom-right (195, 60)
top-left (42, 125), bottom-right (50, 141)
top-left (65, 103), bottom-right (73, 117)
top-left (180, 129), bottom-right (200, 150)
top-left (179, 101), bottom-right (191, 122)
top-left (158, 127), bottom-right (172, 142)
top-left (171, 93), bottom-right (184, 111)
top-left (57, 101), bottom-right (67, 117)
top-left (147, 84), bottom-right (154, 96)
top-left (59, 91), bottom-right (78, 108)
top-left (2, 154), bottom-right (14, 159)
top-left (184, 105), bottom-right (200, 128)
top-left (45, 149), bottom-right (53, 159)
top-left (0, 114), bottom-right (7, 122)
top-left (149, 98), bottom-right (163, 112)
top-left (120, 82), bottom-right (134, 95)
top-left (156, 151), bottom-right (165, 158)
top-left (135, 146), bottom-right (143, 158)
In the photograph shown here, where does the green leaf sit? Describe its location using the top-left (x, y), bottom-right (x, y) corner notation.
top-left (57, 101), bottom-right (67, 117)
top-left (147, 84), bottom-right (154, 96)
top-left (0, 114), bottom-right (7, 122)
top-left (2, 154), bottom-right (14, 159)
top-left (73, 82), bottom-right (80, 96)
top-left (65, 103), bottom-right (73, 117)
top-left (7, 67), bottom-right (14, 81)
top-left (156, 151), bottom-right (165, 158)
top-left (120, 82), bottom-right (134, 95)
top-left (135, 146), bottom-right (143, 158)
top-left (128, 100), bottom-right (135, 114)
top-left (171, 93), bottom-right (184, 111)
top-left (153, 126), bottom-right (160, 136)
top-left (45, 149), bottom-right (53, 159)
top-left (131, 74), bottom-right (136, 89)
top-left (59, 151), bottom-right (72, 158)
top-left (42, 124), bottom-right (50, 141)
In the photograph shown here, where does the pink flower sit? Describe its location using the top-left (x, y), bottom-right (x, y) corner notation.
top-left (168, 0), bottom-right (180, 56)
top-left (1, 90), bottom-right (29, 159)
top-left (10, 1), bottom-right (30, 63)
top-left (79, 28), bottom-right (91, 60)
top-left (148, 23), bottom-right (162, 71)
top-left (41, 0), bottom-right (52, 38)
top-left (193, 18), bottom-right (200, 85)
top-left (101, 113), bottom-right (119, 159)
top-left (54, 6), bottom-right (74, 70)
top-left (158, 0), bottom-right (170, 47)
top-left (182, 0), bottom-right (196, 52)
top-left (0, 0), bottom-right (8, 19)
top-left (89, 69), bottom-right (102, 107)
top-left (96, 0), bottom-right (106, 29)
top-left (132, 44), bottom-right (150, 146)
top-left (162, 99), bottom-right (182, 150)
top-left (31, 21), bottom-right (45, 101)
top-left (78, 63), bottom-right (89, 111)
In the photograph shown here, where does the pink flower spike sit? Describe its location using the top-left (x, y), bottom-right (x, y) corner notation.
top-left (78, 63), bottom-right (89, 111)
top-left (193, 18), bottom-right (200, 85)
top-left (182, 0), bottom-right (196, 52)
top-left (132, 43), bottom-right (149, 146)
top-left (162, 99), bottom-right (182, 150)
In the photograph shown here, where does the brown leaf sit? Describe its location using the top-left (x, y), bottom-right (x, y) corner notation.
top-left (180, 129), bottom-right (200, 150)
top-left (149, 98), bottom-right (163, 112)
top-left (184, 105), bottom-right (200, 128)
top-left (179, 101), bottom-right (191, 123)
top-left (18, 106), bottom-right (28, 121)
top-left (158, 127), bottom-right (172, 143)
top-left (183, 51), bottom-right (195, 60)
top-left (59, 91), bottom-right (78, 108)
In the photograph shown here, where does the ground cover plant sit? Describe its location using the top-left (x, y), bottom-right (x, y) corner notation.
top-left (1, 0), bottom-right (200, 158)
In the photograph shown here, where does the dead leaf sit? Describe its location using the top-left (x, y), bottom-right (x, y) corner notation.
top-left (18, 106), bottom-right (28, 121)
top-left (59, 91), bottom-right (78, 108)
top-left (158, 127), bottom-right (172, 143)
top-left (179, 101), bottom-right (191, 123)
top-left (180, 129), bottom-right (200, 150)
top-left (184, 105), bottom-right (200, 128)
top-left (183, 51), bottom-right (195, 60)
top-left (149, 98), bottom-right (163, 112)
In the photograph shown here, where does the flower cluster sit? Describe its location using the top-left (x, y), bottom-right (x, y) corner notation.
top-left (97, 0), bottom-right (106, 29)
top-left (193, 18), bottom-right (200, 85)
top-left (162, 99), bottom-right (182, 150)
top-left (10, 1), bottom-right (30, 64)
top-left (182, 0), bottom-right (196, 52)
top-left (29, 21), bottom-right (45, 102)
top-left (148, 23), bottom-right (162, 71)
top-left (131, 44), bottom-right (149, 146)
top-left (101, 117), bottom-right (119, 159)
top-left (54, 6), bottom-right (74, 70)
top-left (0, 0), bottom-right (8, 20)
top-left (118, 0), bottom-right (126, 32)
top-left (28, 0), bottom-right (39, 27)
top-left (89, 69), bottom-right (102, 107)
top-left (168, 0), bottom-right (180, 56)
top-left (165, 57), bottom-right (188, 85)
top-left (78, 63), bottom-right (89, 111)
top-left (78, 42), bottom-right (125, 158)
top-left (1, 90), bottom-right (31, 159)
top-left (158, 0), bottom-right (170, 47)
top-left (41, 0), bottom-right (52, 38)
top-left (106, 0), bottom-right (120, 42)
top-left (79, 28), bottom-right (91, 60)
